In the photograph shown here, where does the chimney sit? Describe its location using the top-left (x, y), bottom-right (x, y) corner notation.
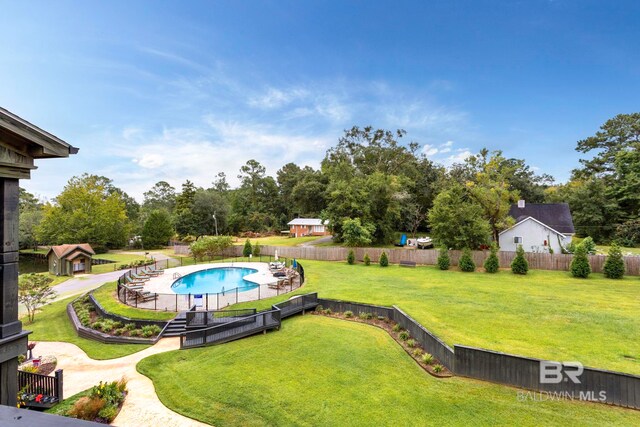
top-left (517, 199), bottom-right (525, 208)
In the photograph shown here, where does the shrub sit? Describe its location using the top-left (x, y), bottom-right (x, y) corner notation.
top-left (98, 405), bottom-right (119, 422)
top-left (399, 330), bottom-right (410, 341)
top-left (324, 308), bottom-right (332, 315)
top-left (458, 248), bottom-right (475, 272)
top-left (581, 236), bottom-right (597, 255)
top-left (252, 244), bottom-right (261, 258)
top-left (603, 243), bottom-right (625, 279)
top-left (347, 250), bottom-right (355, 265)
top-left (358, 312), bottom-right (373, 320)
top-left (141, 325), bottom-right (162, 337)
top-left (129, 329), bottom-right (141, 337)
top-left (69, 396), bottom-right (106, 421)
top-left (379, 251), bottom-right (389, 267)
top-left (483, 243), bottom-right (500, 273)
top-left (125, 323), bottom-right (137, 331)
top-left (422, 353), bottom-right (434, 365)
top-left (92, 321), bottom-right (103, 331)
top-left (20, 365), bottom-right (39, 373)
top-left (511, 244), bottom-right (529, 275)
top-left (113, 328), bottom-right (125, 336)
top-left (314, 305), bottom-right (324, 313)
top-left (344, 310), bottom-right (353, 318)
top-left (18, 354), bottom-right (25, 364)
top-left (392, 324), bottom-right (401, 333)
top-left (363, 253), bottom-right (371, 266)
top-left (412, 348), bottom-right (423, 357)
top-left (437, 246), bottom-right (450, 270)
top-left (571, 243), bottom-right (591, 278)
top-left (242, 239), bottom-right (252, 257)
top-left (406, 339), bottom-right (416, 348)
top-left (433, 364), bottom-right (444, 373)
top-left (111, 321), bottom-right (123, 329)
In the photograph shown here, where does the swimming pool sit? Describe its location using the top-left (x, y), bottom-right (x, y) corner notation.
top-left (171, 267), bottom-right (258, 294)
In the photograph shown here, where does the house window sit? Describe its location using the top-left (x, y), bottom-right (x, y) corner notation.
top-left (514, 237), bottom-right (523, 244)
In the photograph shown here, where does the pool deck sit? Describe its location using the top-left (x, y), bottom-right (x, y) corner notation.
top-left (127, 262), bottom-right (300, 311)
top-left (142, 262), bottom-right (277, 293)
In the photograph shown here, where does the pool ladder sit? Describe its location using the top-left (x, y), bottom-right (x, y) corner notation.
top-left (173, 272), bottom-right (182, 279)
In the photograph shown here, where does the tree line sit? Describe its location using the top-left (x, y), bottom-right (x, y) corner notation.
top-left (18, 114), bottom-right (640, 251)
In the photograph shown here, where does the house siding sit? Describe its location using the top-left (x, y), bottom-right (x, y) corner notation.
top-left (289, 224), bottom-right (329, 237)
top-left (499, 219), bottom-right (571, 253)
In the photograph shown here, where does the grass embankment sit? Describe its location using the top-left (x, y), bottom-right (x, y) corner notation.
top-left (231, 260), bottom-right (640, 374)
top-left (139, 315), bottom-right (639, 426)
top-left (91, 282), bottom-right (176, 321)
top-left (234, 235), bottom-right (325, 247)
top-left (25, 296), bottom-right (150, 359)
top-left (91, 252), bottom-right (148, 274)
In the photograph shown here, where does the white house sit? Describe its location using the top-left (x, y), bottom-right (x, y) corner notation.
top-left (499, 201), bottom-right (575, 253)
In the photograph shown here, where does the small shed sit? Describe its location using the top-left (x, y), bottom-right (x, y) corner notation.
top-left (46, 244), bottom-right (95, 276)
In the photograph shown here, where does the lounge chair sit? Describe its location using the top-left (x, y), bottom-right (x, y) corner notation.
top-left (140, 268), bottom-right (161, 277)
top-left (125, 276), bottom-right (146, 286)
top-left (130, 272), bottom-right (150, 282)
top-left (147, 266), bottom-right (164, 274)
top-left (135, 290), bottom-right (158, 302)
top-left (394, 234), bottom-right (408, 247)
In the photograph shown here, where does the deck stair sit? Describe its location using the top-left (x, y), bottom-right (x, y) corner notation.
top-left (180, 293), bottom-right (319, 349)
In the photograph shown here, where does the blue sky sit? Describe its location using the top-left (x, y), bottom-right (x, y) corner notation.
top-left (1, 0), bottom-right (638, 200)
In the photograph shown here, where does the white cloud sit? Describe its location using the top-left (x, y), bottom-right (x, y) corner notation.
top-left (422, 144), bottom-right (439, 156)
top-left (135, 153), bottom-right (165, 169)
top-left (248, 87), bottom-right (309, 109)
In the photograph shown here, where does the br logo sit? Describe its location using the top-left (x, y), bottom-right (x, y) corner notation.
top-left (540, 361), bottom-right (584, 384)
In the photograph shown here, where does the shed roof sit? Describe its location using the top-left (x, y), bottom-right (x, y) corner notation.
top-left (287, 218), bottom-right (328, 226)
top-left (508, 203), bottom-right (575, 234)
top-left (47, 244), bottom-right (95, 259)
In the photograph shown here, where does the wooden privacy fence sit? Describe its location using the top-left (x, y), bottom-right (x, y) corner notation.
top-left (317, 298), bottom-right (640, 410)
top-left (194, 244), bottom-right (640, 275)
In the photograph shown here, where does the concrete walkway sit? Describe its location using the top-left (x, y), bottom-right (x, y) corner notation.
top-left (38, 339), bottom-right (207, 427)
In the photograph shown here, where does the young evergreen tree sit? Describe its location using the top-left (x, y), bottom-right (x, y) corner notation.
top-left (437, 246), bottom-right (450, 270)
top-left (570, 243), bottom-right (591, 278)
top-left (347, 249), bottom-right (355, 265)
top-left (379, 251), bottom-right (389, 267)
top-left (603, 243), bottom-right (625, 279)
top-left (511, 244), bottom-right (529, 275)
top-left (252, 244), bottom-right (261, 258)
top-left (459, 248), bottom-right (476, 272)
top-left (484, 243), bottom-right (500, 273)
top-left (242, 239), bottom-right (252, 257)
top-left (363, 253), bottom-right (371, 266)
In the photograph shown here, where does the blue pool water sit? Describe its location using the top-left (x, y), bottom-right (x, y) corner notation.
top-left (171, 267), bottom-right (258, 294)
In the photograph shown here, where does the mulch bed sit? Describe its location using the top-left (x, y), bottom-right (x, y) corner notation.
top-left (310, 309), bottom-right (453, 378)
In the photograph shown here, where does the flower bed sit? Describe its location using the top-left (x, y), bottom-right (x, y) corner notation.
top-left (50, 379), bottom-right (128, 424)
top-left (311, 306), bottom-right (453, 377)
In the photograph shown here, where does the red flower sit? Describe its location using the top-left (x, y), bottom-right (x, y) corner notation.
top-left (35, 394), bottom-right (43, 403)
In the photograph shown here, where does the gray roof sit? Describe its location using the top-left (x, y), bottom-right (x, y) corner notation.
top-left (508, 203), bottom-right (575, 234)
top-left (287, 218), bottom-right (327, 226)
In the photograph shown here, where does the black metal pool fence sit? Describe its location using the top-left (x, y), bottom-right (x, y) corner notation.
top-left (116, 257), bottom-right (305, 312)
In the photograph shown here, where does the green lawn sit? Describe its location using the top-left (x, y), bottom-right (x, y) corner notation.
top-left (91, 252), bottom-right (148, 274)
top-left (234, 235), bottom-right (325, 247)
top-left (25, 296), bottom-right (150, 359)
top-left (91, 282), bottom-right (176, 321)
top-left (139, 315), bottom-right (638, 426)
top-left (232, 260), bottom-right (640, 374)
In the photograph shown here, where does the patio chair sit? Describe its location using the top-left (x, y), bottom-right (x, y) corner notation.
top-left (140, 268), bottom-right (161, 277)
top-left (130, 272), bottom-right (150, 281)
top-left (135, 290), bottom-right (158, 302)
top-left (125, 275), bottom-right (146, 286)
top-left (147, 266), bottom-right (165, 274)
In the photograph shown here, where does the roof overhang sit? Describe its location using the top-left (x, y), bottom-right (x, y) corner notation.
top-left (499, 216), bottom-right (568, 238)
top-left (0, 107), bottom-right (78, 179)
